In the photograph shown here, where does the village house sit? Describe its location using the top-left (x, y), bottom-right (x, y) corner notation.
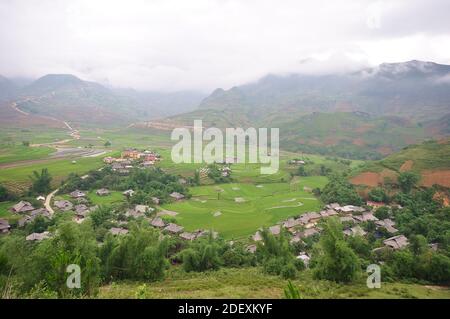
top-left (288, 159), bottom-right (305, 165)
top-left (164, 223), bottom-right (184, 234)
top-left (36, 196), bottom-right (45, 201)
top-left (319, 209), bottom-right (339, 218)
top-left (340, 216), bottom-right (355, 223)
top-left (375, 219), bottom-right (398, 233)
top-left (123, 189), bottom-right (135, 197)
top-left (125, 208), bottom-right (144, 219)
top-left (299, 228), bottom-right (319, 238)
top-left (26, 231), bottom-right (51, 241)
top-left (283, 218), bottom-right (300, 229)
top-left (366, 201), bottom-right (385, 209)
top-left (383, 235), bottom-right (409, 250)
top-left (269, 225), bottom-right (281, 236)
top-left (135, 205), bottom-right (152, 214)
top-left (151, 197), bottom-right (160, 205)
top-left (111, 162), bottom-right (124, 171)
top-left (121, 148), bottom-right (141, 160)
top-left (103, 157), bottom-right (115, 164)
top-left (170, 192), bottom-right (185, 201)
top-left (0, 219), bottom-right (11, 234)
top-left (252, 231), bottom-right (263, 242)
top-left (338, 205), bottom-right (365, 213)
top-left (353, 212), bottom-right (378, 223)
top-left (150, 217), bottom-right (165, 228)
top-left (75, 204), bottom-right (89, 216)
top-left (141, 161), bottom-right (154, 167)
top-left (326, 203), bottom-right (341, 210)
top-left (296, 252), bottom-right (310, 267)
top-left (18, 208), bottom-right (51, 227)
top-left (11, 201), bottom-right (35, 214)
top-left (246, 244), bottom-right (257, 254)
top-left (54, 200), bottom-right (73, 211)
top-left (70, 190), bottom-right (86, 198)
top-left (298, 212), bottom-right (321, 226)
top-left (117, 168), bottom-right (130, 175)
top-left (343, 226), bottom-right (367, 237)
top-left (180, 232), bottom-right (197, 241)
top-left (110, 227), bottom-right (129, 235)
top-left (96, 188), bottom-right (110, 196)
top-left (290, 233), bottom-right (304, 244)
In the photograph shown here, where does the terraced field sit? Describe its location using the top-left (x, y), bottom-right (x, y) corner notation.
top-left (162, 177), bottom-right (328, 239)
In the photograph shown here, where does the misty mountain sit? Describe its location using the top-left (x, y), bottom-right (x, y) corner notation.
top-left (147, 60), bottom-right (450, 159)
top-left (0, 75), bottom-right (19, 102)
top-left (199, 60), bottom-right (450, 122)
top-left (9, 74), bottom-right (205, 126)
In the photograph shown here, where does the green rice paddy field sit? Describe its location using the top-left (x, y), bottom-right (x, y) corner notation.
top-left (162, 177), bottom-right (328, 239)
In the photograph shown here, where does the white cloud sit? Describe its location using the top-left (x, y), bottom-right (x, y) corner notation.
top-left (0, 0), bottom-right (449, 92)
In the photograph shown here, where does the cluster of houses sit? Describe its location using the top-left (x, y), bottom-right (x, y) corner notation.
top-left (247, 202), bottom-right (409, 257)
top-left (8, 201), bottom-right (52, 230)
top-left (103, 148), bottom-right (161, 175)
top-left (150, 216), bottom-right (216, 241)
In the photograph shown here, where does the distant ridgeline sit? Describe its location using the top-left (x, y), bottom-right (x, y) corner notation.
top-left (143, 60), bottom-right (450, 160)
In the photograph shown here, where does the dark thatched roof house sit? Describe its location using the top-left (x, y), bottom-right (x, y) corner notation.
top-left (11, 201), bottom-right (35, 214)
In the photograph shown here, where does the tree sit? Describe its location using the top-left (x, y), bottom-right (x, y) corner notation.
top-left (27, 222), bottom-right (101, 297)
top-left (22, 141), bottom-right (30, 147)
top-left (313, 218), bottom-right (360, 283)
top-left (320, 174), bottom-right (363, 206)
top-left (104, 141), bottom-right (111, 147)
top-left (0, 184), bottom-right (11, 201)
top-left (409, 234), bottom-right (428, 255)
top-left (398, 172), bottom-right (420, 193)
top-left (181, 234), bottom-right (223, 272)
top-left (368, 187), bottom-right (389, 203)
top-left (297, 166), bottom-right (307, 176)
top-left (374, 206), bottom-right (390, 220)
top-left (193, 170), bottom-right (200, 185)
top-left (29, 168), bottom-right (52, 195)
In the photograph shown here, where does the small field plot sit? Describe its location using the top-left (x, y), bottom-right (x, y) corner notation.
top-left (0, 145), bottom-right (54, 165)
top-left (0, 155), bottom-right (107, 190)
top-left (162, 179), bottom-right (327, 239)
top-left (88, 190), bottom-right (125, 206)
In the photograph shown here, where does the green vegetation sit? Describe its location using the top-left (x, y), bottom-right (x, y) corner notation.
top-left (29, 168), bottom-right (52, 195)
top-left (0, 145), bottom-right (53, 165)
top-left (162, 180), bottom-right (326, 239)
top-left (312, 218), bottom-right (360, 282)
top-left (98, 267), bottom-right (450, 299)
top-left (321, 174), bottom-right (363, 205)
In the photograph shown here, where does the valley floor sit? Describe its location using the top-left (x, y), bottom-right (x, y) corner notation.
top-left (99, 267), bottom-right (450, 299)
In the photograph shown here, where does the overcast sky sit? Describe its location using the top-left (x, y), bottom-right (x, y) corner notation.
top-left (1, 0), bottom-right (449, 92)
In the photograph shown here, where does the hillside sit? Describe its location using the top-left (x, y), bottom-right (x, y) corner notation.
top-left (350, 138), bottom-right (450, 188)
top-left (0, 75), bottom-right (18, 101)
top-left (198, 60), bottom-right (450, 122)
top-left (142, 60), bottom-right (450, 159)
top-left (3, 74), bottom-right (205, 127)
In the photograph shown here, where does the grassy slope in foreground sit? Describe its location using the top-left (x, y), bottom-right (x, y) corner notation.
top-left (99, 267), bottom-right (450, 299)
top-left (162, 177), bottom-right (327, 239)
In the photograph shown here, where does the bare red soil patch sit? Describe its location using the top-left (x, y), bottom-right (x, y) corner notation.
top-left (400, 160), bottom-right (414, 172)
top-left (352, 138), bottom-right (366, 146)
top-left (420, 170), bottom-right (450, 188)
top-left (433, 192), bottom-right (450, 207)
top-left (350, 169), bottom-right (397, 187)
top-left (376, 146), bottom-right (393, 156)
top-left (353, 124), bottom-right (375, 134)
